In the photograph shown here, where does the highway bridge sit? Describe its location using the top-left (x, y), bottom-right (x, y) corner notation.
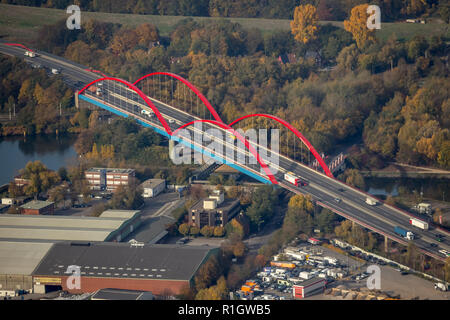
top-left (1, 42), bottom-right (449, 263)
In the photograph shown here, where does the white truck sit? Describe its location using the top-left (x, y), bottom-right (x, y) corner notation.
top-left (24, 51), bottom-right (36, 58)
top-left (409, 218), bottom-right (429, 230)
top-left (434, 282), bottom-right (448, 292)
top-left (284, 172), bottom-right (307, 187)
top-left (141, 109), bottom-right (153, 117)
top-left (365, 197), bottom-right (378, 206)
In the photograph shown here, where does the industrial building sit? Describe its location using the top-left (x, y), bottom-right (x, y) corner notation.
top-left (141, 179), bottom-right (166, 198)
top-left (20, 200), bottom-right (54, 215)
top-left (292, 278), bottom-right (326, 299)
top-left (0, 210), bottom-right (141, 242)
top-left (0, 210), bottom-right (142, 296)
top-left (32, 242), bottom-right (218, 296)
top-left (189, 191), bottom-right (240, 228)
top-left (85, 168), bottom-right (136, 191)
top-left (0, 241), bottom-right (53, 296)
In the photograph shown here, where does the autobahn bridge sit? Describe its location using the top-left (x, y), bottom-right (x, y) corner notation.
top-left (1, 42), bottom-right (449, 263)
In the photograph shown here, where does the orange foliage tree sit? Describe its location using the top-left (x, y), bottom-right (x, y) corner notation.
top-left (290, 4), bottom-right (319, 44)
top-left (344, 4), bottom-right (376, 49)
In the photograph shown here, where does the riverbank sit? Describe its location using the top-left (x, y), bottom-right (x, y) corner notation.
top-left (0, 133), bottom-right (78, 185)
top-left (361, 162), bottom-right (450, 179)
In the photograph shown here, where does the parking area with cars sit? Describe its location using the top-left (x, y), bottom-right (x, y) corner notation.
top-left (233, 238), bottom-right (450, 300)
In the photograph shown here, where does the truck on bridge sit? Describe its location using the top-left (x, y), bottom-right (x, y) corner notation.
top-left (284, 172), bottom-right (308, 187)
top-left (24, 50), bottom-right (36, 58)
top-left (409, 218), bottom-right (429, 230)
top-left (365, 197), bottom-right (378, 206)
top-left (394, 226), bottom-right (414, 240)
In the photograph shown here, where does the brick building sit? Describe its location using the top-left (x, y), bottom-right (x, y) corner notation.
top-left (85, 168), bottom-right (136, 191)
top-left (19, 200), bottom-right (54, 215)
top-left (32, 242), bottom-right (218, 296)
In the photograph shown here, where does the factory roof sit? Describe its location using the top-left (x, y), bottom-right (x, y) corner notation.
top-left (0, 241), bottom-right (53, 275)
top-left (141, 179), bottom-right (165, 189)
top-left (20, 200), bottom-right (54, 210)
top-left (33, 242), bottom-right (217, 281)
top-left (0, 211), bottom-right (141, 242)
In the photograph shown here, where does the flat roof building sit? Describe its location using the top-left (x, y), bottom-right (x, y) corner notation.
top-left (141, 179), bottom-right (166, 198)
top-left (189, 191), bottom-right (240, 228)
top-left (86, 168), bottom-right (136, 191)
top-left (20, 200), bottom-right (54, 215)
top-left (0, 241), bottom-right (54, 294)
top-left (32, 242), bottom-right (218, 296)
top-left (0, 210), bottom-right (141, 242)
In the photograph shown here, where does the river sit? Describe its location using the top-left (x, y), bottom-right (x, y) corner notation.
top-left (366, 177), bottom-right (449, 202)
top-left (0, 134), bottom-right (78, 186)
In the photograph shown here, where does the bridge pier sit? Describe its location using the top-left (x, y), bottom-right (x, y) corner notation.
top-left (384, 235), bottom-right (389, 253)
top-left (169, 139), bottom-right (175, 160)
top-left (75, 92), bottom-right (79, 109)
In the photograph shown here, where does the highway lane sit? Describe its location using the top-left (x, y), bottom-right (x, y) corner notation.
top-left (1, 43), bottom-right (448, 261)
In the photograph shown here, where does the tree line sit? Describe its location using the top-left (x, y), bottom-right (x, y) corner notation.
top-left (4, 0), bottom-right (450, 22)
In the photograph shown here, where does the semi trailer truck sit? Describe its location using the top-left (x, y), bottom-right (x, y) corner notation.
top-left (394, 226), bottom-right (414, 240)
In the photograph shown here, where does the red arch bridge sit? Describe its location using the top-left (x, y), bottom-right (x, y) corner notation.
top-left (72, 70), bottom-right (449, 263)
top-left (2, 42), bottom-right (448, 263)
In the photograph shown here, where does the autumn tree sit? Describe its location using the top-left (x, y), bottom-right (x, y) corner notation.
top-left (290, 4), bottom-right (319, 44)
top-left (200, 225), bottom-right (215, 237)
top-left (344, 4), bottom-right (376, 49)
top-left (214, 226), bottom-right (225, 237)
top-left (194, 256), bottom-right (221, 290)
top-left (178, 223), bottom-right (190, 237)
top-left (195, 276), bottom-right (227, 300)
top-left (48, 184), bottom-right (69, 209)
top-left (20, 161), bottom-right (60, 198)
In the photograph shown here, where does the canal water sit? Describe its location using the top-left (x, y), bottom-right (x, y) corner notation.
top-left (0, 134), bottom-right (78, 186)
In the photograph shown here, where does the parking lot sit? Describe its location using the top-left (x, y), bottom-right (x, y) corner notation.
top-left (234, 239), bottom-right (450, 300)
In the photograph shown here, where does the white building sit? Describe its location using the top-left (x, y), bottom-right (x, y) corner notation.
top-left (141, 179), bottom-right (166, 198)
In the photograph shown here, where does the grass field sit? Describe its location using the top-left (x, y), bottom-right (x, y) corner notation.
top-left (0, 4), bottom-right (448, 47)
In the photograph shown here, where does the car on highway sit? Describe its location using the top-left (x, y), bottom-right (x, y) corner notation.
top-left (334, 197), bottom-right (341, 203)
top-left (435, 234), bottom-right (444, 242)
top-left (168, 118), bottom-right (176, 124)
top-left (429, 243), bottom-right (438, 248)
top-left (438, 249), bottom-right (450, 257)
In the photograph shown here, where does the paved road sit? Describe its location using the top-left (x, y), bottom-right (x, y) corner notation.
top-left (1, 42), bottom-right (449, 262)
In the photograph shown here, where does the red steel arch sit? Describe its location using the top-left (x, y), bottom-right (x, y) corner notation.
top-left (133, 72), bottom-right (223, 124)
top-left (229, 113), bottom-right (333, 178)
top-left (173, 119), bottom-right (278, 184)
top-left (85, 68), bottom-right (107, 77)
top-left (5, 43), bottom-right (34, 52)
top-left (78, 77), bottom-right (173, 134)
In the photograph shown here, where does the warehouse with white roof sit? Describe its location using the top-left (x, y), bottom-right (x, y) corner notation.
top-left (0, 210), bottom-right (142, 296)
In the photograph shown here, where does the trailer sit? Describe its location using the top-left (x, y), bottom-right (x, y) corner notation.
top-left (409, 218), bottom-right (429, 230)
top-left (284, 172), bottom-right (308, 187)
